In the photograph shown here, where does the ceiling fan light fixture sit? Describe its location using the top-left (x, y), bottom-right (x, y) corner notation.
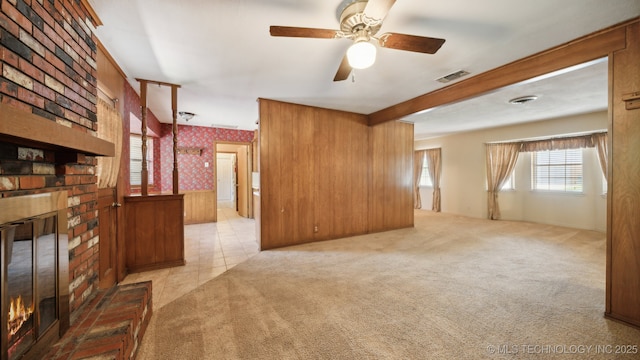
top-left (347, 40), bottom-right (376, 69)
top-left (179, 111), bottom-right (195, 121)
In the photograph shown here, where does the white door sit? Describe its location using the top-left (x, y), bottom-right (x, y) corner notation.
top-left (217, 153), bottom-right (235, 203)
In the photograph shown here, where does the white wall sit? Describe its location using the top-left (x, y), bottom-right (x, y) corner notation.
top-left (415, 111), bottom-right (607, 231)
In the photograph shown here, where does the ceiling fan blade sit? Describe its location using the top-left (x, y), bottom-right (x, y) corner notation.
top-left (378, 33), bottom-right (446, 54)
top-left (363, 0), bottom-right (397, 21)
top-left (333, 55), bottom-right (352, 82)
top-left (270, 26), bottom-right (338, 39)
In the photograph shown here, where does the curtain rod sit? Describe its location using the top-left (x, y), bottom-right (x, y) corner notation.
top-left (486, 130), bottom-right (607, 145)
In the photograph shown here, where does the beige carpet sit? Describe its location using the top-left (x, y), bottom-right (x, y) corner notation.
top-left (137, 211), bottom-right (640, 359)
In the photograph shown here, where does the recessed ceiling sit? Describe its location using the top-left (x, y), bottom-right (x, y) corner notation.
top-left (87, 0), bottom-right (639, 137)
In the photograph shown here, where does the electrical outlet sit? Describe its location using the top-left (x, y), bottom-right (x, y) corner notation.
top-left (313, 225), bottom-right (319, 233)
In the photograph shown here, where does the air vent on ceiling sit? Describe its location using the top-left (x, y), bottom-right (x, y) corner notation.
top-left (436, 70), bottom-right (470, 83)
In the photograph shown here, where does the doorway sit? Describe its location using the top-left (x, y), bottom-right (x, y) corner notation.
top-left (216, 153), bottom-right (236, 209)
top-left (214, 142), bottom-right (253, 219)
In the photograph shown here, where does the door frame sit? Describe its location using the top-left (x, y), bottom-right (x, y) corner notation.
top-left (213, 141), bottom-right (253, 221)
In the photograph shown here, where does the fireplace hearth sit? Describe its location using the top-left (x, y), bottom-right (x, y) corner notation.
top-left (1, 192), bottom-right (69, 360)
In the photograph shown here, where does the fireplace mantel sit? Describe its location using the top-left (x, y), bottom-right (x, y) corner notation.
top-left (0, 103), bottom-right (114, 157)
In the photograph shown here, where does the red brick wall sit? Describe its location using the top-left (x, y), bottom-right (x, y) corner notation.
top-left (0, 0), bottom-right (101, 314)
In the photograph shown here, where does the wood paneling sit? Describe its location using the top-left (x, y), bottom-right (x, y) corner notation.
top-left (96, 40), bottom-right (127, 283)
top-left (313, 108), bottom-right (371, 239)
top-left (258, 99), bottom-right (413, 250)
top-left (98, 188), bottom-right (117, 289)
top-left (261, 101), bottom-right (320, 248)
top-left (124, 195), bottom-right (185, 272)
top-left (183, 190), bottom-right (216, 224)
top-left (253, 192), bottom-right (261, 248)
top-left (97, 41), bottom-right (125, 114)
top-left (369, 21), bottom-right (630, 125)
top-left (606, 20), bottom-right (640, 329)
top-left (370, 121), bottom-right (415, 231)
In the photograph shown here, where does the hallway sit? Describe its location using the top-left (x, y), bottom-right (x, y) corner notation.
top-left (120, 207), bottom-right (258, 309)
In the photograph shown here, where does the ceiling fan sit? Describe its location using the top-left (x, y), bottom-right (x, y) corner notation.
top-left (270, 0), bottom-right (446, 81)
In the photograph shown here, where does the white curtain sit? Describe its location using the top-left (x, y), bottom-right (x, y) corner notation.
top-left (96, 98), bottom-right (123, 188)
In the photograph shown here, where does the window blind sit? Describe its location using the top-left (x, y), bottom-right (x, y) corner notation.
top-left (532, 149), bottom-right (582, 192)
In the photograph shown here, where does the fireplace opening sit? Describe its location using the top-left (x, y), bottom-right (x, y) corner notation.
top-left (1, 192), bottom-right (69, 360)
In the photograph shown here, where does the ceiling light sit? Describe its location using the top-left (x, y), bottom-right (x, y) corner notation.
top-left (508, 95), bottom-right (538, 105)
top-left (178, 111), bottom-right (195, 121)
top-left (347, 39), bottom-right (376, 69)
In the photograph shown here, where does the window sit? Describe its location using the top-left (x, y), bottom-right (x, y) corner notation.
top-left (130, 135), bottom-right (154, 186)
top-left (501, 172), bottom-right (515, 190)
top-left (420, 157), bottom-right (432, 187)
top-left (532, 149), bottom-right (582, 192)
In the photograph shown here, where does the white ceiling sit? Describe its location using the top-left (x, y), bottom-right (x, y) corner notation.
top-left (88, 0), bottom-right (639, 138)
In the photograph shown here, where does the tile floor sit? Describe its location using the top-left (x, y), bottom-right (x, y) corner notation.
top-left (120, 203), bottom-right (258, 310)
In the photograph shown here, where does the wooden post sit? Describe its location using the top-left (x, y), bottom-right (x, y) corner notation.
top-left (139, 80), bottom-right (148, 196)
top-left (171, 85), bottom-right (179, 194)
top-left (135, 78), bottom-right (181, 196)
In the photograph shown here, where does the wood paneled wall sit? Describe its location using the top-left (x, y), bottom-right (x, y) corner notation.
top-left (96, 41), bottom-right (127, 283)
top-left (606, 20), bottom-right (640, 328)
top-left (124, 195), bottom-right (185, 272)
top-left (258, 99), bottom-right (413, 250)
top-left (369, 120), bottom-right (414, 232)
top-left (183, 190), bottom-right (216, 224)
top-left (97, 42), bottom-right (125, 113)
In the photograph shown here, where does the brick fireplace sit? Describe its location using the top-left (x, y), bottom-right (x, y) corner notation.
top-left (1, 2), bottom-right (115, 359)
top-left (0, 107), bottom-right (113, 359)
top-left (1, 191), bottom-right (69, 360)
top-left (2, 0), bottom-right (113, 319)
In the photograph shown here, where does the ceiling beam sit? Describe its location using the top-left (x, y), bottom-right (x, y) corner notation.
top-left (368, 18), bottom-right (638, 126)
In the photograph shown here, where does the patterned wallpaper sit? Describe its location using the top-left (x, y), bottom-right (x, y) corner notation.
top-left (159, 125), bottom-right (255, 192)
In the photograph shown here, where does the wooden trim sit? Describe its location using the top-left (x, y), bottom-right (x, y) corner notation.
top-left (97, 39), bottom-right (127, 80)
top-left (622, 91), bottom-right (640, 110)
top-left (215, 141), bottom-right (254, 219)
top-left (134, 78), bottom-right (181, 88)
top-left (368, 18), bottom-right (635, 125)
top-left (604, 313), bottom-right (640, 330)
top-left (0, 103), bottom-right (114, 156)
top-left (605, 53), bottom-right (614, 315)
top-left (171, 85), bottom-right (179, 194)
top-left (606, 20), bottom-right (640, 328)
top-left (80, 0), bottom-right (103, 26)
top-left (139, 80), bottom-right (149, 196)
